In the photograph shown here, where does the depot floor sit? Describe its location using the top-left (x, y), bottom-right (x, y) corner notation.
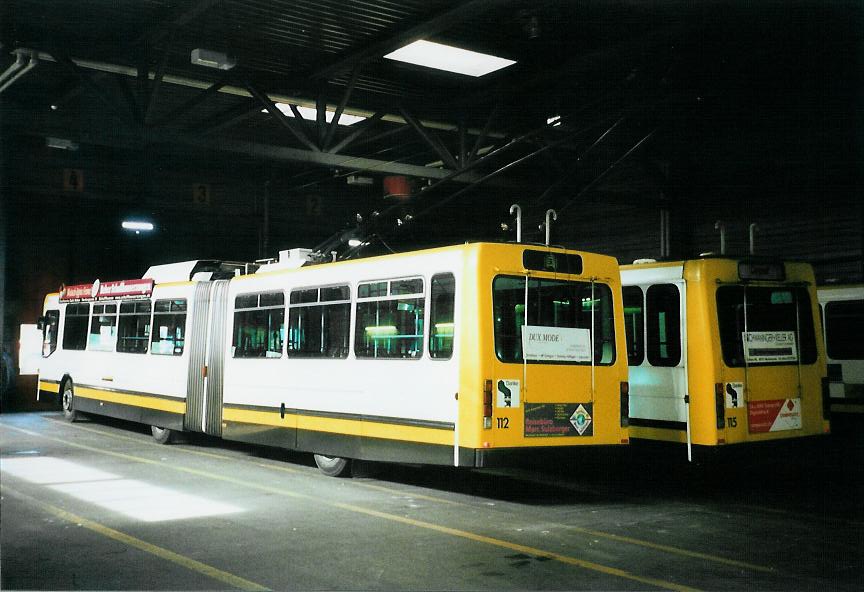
top-left (1, 411), bottom-right (862, 591)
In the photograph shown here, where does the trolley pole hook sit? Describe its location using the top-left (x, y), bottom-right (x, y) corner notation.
top-left (714, 220), bottom-right (726, 255)
top-left (542, 209), bottom-right (557, 246)
top-left (510, 204), bottom-right (523, 243)
top-left (749, 223), bottom-right (759, 255)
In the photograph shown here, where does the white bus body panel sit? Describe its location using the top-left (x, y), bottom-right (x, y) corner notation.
top-left (621, 265), bottom-right (688, 426)
top-left (222, 250), bottom-right (463, 426)
top-left (18, 324), bottom-right (41, 375)
top-left (38, 285), bottom-right (197, 404)
top-left (818, 286), bottom-right (864, 404)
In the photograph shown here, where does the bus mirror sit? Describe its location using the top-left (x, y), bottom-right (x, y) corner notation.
top-left (36, 316), bottom-right (47, 331)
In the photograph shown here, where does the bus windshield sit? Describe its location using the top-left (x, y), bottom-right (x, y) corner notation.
top-left (716, 285), bottom-right (817, 367)
top-left (493, 275), bottom-right (615, 365)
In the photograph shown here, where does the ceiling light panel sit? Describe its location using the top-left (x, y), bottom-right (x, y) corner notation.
top-left (384, 40), bottom-right (516, 77)
top-left (267, 104), bottom-right (366, 126)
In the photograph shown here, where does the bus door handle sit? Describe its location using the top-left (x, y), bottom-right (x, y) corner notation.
top-left (101, 376), bottom-right (114, 382)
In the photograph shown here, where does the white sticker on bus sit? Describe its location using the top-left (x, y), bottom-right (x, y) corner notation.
top-left (496, 379), bottom-right (520, 408)
top-left (742, 331), bottom-right (798, 363)
top-left (725, 382), bottom-right (744, 408)
top-left (521, 326), bottom-right (592, 362)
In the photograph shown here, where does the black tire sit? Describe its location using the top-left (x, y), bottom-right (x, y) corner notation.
top-left (313, 454), bottom-right (351, 477)
top-left (61, 379), bottom-right (78, 422)
top-left (151, 426), bottom-right (175, 444)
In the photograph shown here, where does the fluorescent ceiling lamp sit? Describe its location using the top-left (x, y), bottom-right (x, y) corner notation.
top-left (264, 103), bottom-right (366, 126)
top-left (46, 137), bottom-right (79, 151)
top-left (190, 48), bottom-right (236, 70)
top-left (122, 221), bottom-right (154, 231)
top-left (384, 40), bottom-right (515, 77)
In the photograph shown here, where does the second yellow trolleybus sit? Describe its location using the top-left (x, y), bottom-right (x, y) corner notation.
top-left (620, 257), bottom-right (829, 458)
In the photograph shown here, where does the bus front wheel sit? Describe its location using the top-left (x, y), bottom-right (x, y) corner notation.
top-left (313, 454), bottom-right (351, 477)
top-left (61, 380), bottom-right (78, 422)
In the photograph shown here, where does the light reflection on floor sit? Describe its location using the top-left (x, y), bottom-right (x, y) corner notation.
top-left (1, 456), bottom-right (243, 522)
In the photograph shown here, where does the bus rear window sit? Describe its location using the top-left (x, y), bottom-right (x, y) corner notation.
top-left (493, 276), bottom-right (615, 365)
top-left (716, 286), bottom-right (817, 367)
top-left (825, 300), bottom-right (864, 360)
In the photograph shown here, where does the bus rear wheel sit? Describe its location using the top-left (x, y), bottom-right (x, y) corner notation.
top-left (61, 380), bottom-right (78, 422)
top-left (151, 426), bottom-right (175, 444)
top-left (313, 454), bottom-right (351, 477)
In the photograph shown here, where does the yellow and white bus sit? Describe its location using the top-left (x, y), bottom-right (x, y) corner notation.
top-left (29, 243), bottom-right (629, 475)
top-left (818, 285), bottom-right (864, 414)
top-left (619, 258), bottom-right (829, 458)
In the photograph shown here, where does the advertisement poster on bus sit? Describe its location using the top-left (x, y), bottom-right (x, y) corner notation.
top-left (521, 326), bottom-right (592, 362)
top-left (742, 331), bottom-right (797, 363)
top-left (60, 279), bottom-right (153, 301)
top-left (748, 398), bottom-right (802, 432)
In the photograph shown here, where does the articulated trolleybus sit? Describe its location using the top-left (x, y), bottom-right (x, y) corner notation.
top-left (619, 257), bottom-right (829, 458)
top-left (33, 243), bottom-right (629, 475)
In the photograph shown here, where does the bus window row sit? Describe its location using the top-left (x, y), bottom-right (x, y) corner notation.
top-left (623, 284), bottom-right (819, 368)
top-left (231, 274), bottom-right (456, 360)
top-left (45, 299), bottom-right (187, 357)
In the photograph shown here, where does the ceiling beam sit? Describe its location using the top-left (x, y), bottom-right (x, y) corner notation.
top-left (146, 131), bottom-right (483, 182)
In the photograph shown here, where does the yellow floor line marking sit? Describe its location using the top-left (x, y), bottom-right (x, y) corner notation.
top-left (563, 525), bottom-right (772, 572)
top-left (16, 419), bottom-right (775, 575)
top-left (332, 502), bottom-right (700, 592)
top-left (42, 417), bottom-right (302, 471)
top-left (254, 449), bottom-right (772, 572)
top-left (0, 484), bottom-right (269, 591)
top-left (2, 423), bottom-right (699, 592)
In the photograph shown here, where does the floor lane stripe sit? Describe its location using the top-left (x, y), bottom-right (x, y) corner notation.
top-left (3, 422), bottom-right (698, 592)
top-left (22, 418), bottom-right (773, 575)
top-left (0, 485), bottom-right (269, 591)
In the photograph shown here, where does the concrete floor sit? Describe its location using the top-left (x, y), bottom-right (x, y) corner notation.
top-left (1, 411), bottom-right (862, 591)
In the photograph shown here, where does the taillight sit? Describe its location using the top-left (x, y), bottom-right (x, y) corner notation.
top-left (620, 381), bottom-right (629, 427)
top-left (715, 383), bottom-right (725, 429)
top-left (483, 379), bottom-right (493, 429)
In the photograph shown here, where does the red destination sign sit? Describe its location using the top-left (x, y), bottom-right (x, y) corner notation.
top-left (60, 278), bottom-right (154, 301)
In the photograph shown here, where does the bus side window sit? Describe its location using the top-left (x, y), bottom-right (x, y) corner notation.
top-left (622, 286), bottom-right (644, 366)
top-left (88, 304), bottom-right (118, 351)
top-left (42, 310), bottom-right (60, 357)
top-left (646, 284), bottom-right (681, 367)
top-left (118, 300), bottom-right (152, 354)
top-left (233, 292), bottom-right (284, 358)
top-left (151, 299), bottom-right (187, 355)
top-left (429, 274), bottom-right (455, 359)
top-left (355, 278), bottom-right (425, 359)
top-left (287, 286), bottom-right (350, 359)
top-left (825, 300), bottom-right (864, 361)
top-left (62, 303), bottom-right (90, 351)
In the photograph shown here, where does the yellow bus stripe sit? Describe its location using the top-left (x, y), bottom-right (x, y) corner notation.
top-left (39, 381), bottom-right (60, 393)
top-left (0, 485), bottom-right (269, 591)
top-left (222, 408), bottom-right (453, 445)
top-left (76, 386), bottom-right (186, 414)
top-left (5, 423), bottom-right (700, 592)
